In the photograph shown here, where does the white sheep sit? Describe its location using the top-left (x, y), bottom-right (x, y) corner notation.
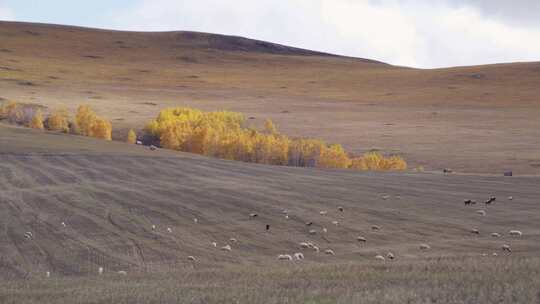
top-left (324, 249), bottom-right (335, 255)
top-left (98, 267), bottom-right (104, 275)
top-left (332, 221), bottom-right (339, 226)
top-left (24, 231), bottom-right (33, 240)
top-left (375, 255), bottom-right (385, 261)
top-left (211, 242), bottom-right (217, 247)
top-left (136, 140), bottom-right (143, 145)
top-left (193, 218), bottom-right (198, 224)
top-left (151, 225), bottom-right (156, 231)
top-left (508, 196), bottom-right (513, 201)
top-left (285, 214), bottom-right (289, 219)
top-left (221, 245), bottom-right (232, 251)
top-left (509, 230), bottom-right (522, 237)
top-left (371, 225), bottom-right (381, 231)
top-left (420, 243), bottom-right (431, 250)
top-left (46, 271), bottom-right (50, 278)
top-left (229, 238), bottom-right (238, 243)
top-left (277, 254), bottom-right (293, 261)
top-left (470, 228), bottom-right (480, 235)
top-left (492, 252), bottom-right (498, 257)
top-left (299, 242), bottom-right (310, 249)
top-left (322, 227), bottom-right (328, 233)
top-left (476, 210), bottom-right (486, 216)
top-left (382, 195), bottom-right (390, 200)
top-left (387, 252), bottom-right (395, 260)
top-left (61, 222), bottom-right (66, 228)
top-left (502, 244), bottom-right (512, 252)
top-left (357, 236), bottom-right (367, 242)
top-left (313, 246), bottom-right (320, 253)
top-left (309, 229), bottom-right (317, 235)
top-left (250, 213), bottom-right (258, 218)
top-left (294, 252), bottom-right (305, 260)
top-left (319, 211), bottom-right (328, 216)
top-left (117, 270), bottom-right (127, 276)
top-left (166, 227), bottom-right (172, 233)
top-left (338, 206), bottom-right (344, 212)
top-left (187, 256), bottom-right (197, 261)
top-left (491, 233), bottom-right (501, 238)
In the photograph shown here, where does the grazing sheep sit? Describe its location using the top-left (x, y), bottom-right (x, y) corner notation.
top-left (485, 196), bottom-right (496, 205)
top-left (250, 213), bottom-right (258, 218)
top-left (294, 252), bottom-right (305, 260)
top-left (46, 271), bottom-right (50, 278)
top-left (382, 195), bottom-right (390, 200)
top-left (481, 253), bottom-right (488, 257)
top-left (324, 249), bottom-right (335, 255)
top-left (491, 233), bottom-right (501, 238)
top-left (187, 256), bottom-right (197, 261)
top-left (509, 230), bottom-right (523, 237)
top-left (371, 225), bottom-right (381, 231)
top-left (420, 243), bottom-right (431, 250)
top-left (282, 209), bottom-right (289, 214)
top-left (443, 168), bottom-right (453, 174)
top-left (357, 236), bottom-right (367, 242)
top-left (387, 252), bottom-right (395, 260)
top-left (375, 255), bottom-right (385, 261)
top-left (229, 238), bottom-right (238, 243)
top-left (319, 211), bottom-right (328, 216)
top-left (313, 246), bottom-right (320, 253)
top-left (300, 242), bottom-right (310, 249)
top-left (306, 222), bottom-right (313, 226)
top-left (476, 210), bottom-right (486, 216)
top-left (166, 227), bottom-right (172, 233)
top-left (221, 245), bottom-right (232, 251)
top-left (149, 145), bottom-right (157, 151)
top-left (277, 254), bottom-right (293, 261)
top-left (193, 218), bottom-right (198, 224)
top-left (61, 221), bottom-right (66, 228)
top-left (136, 140), bottom-right (143, 145)
top-left (322, 227), bottom-right (328, 233)
top-left (98, 267), bottom-right (104, 275)
top-left (309, 229), bottom-right (317, 235)
top-left (285, 214), bottom-right (289, 219)
top-left (492, 252), bottom-right (498, 257)
top-left (151, 225), bottom-right (156, 231)
top-left (502, 244), bottom-right (512, 252)
top-left (470, 228), bottom-right (480, 235)
top-left (332, 221), bottom-right (339, 226)
top-left (24, 231), bottom-right (33, 240)
top-left (508, 196), bottom-right (513, 201)
top-left (117, 271), bottom-right (127, 276)
top-left (211, 242), bottom-right (217, 247)
top-left (338, 206), bottom-right (344, 212)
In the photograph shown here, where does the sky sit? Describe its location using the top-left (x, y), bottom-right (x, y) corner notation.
top-left (1, 0), bottom-right (539, 68)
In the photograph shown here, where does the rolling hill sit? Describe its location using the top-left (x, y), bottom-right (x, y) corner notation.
top-left (1, 123), bottom-right (539, 279)
top-left (1, 21), bottom-right (540, 174)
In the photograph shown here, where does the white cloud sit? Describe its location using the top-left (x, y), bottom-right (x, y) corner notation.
top-left (112, 0), bottom-right (540, 68)
top-left (0, 5), bottom-right (14, 20)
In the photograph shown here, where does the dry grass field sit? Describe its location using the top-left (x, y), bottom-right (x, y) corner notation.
top-left (1, 123), bottom-right (540, 302)
top-left (1, 21), bottom-right (540, 174)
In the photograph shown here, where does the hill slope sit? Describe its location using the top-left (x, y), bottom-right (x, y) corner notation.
top-left (1, 21), bottom-right (540, 174)
top-left (1, 123), bottom-right (539, 278)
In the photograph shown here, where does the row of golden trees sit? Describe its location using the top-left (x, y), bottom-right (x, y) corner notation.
top-left (0, 102), bottom-right (113, 140)
top-left (145, 107), bottom-right (407, 170)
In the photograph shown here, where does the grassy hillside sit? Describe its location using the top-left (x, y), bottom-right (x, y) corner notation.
top-left (1, 123), bottom-right (539, 281)
top-left (1, 21), bottom-right (540, 174)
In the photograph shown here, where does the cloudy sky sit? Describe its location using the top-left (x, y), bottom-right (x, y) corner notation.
top-left (1, 0), bottom-right (539, 68)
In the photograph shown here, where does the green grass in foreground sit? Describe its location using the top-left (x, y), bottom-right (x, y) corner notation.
top-left (1, 257), bottom-right (539, 304)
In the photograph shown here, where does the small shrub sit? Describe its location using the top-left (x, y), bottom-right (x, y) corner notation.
top-left (46, 109), bottom-right (70, 132)
top-left (127, 129), bottom-right (137, 144)
top-left (29, 109), bottom-right (44, 130)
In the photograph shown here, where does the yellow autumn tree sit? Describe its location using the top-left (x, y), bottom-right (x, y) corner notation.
top-left (46, 109), bottom-right (70, 132)
top-left (350, 152), bottom-right (407, 171)
top-left (29, 109), bottom-right (44, 130)
top-left (127, 129), bottom-right (137, 144)
top-left (73, 105), bottom-right (112, 140)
